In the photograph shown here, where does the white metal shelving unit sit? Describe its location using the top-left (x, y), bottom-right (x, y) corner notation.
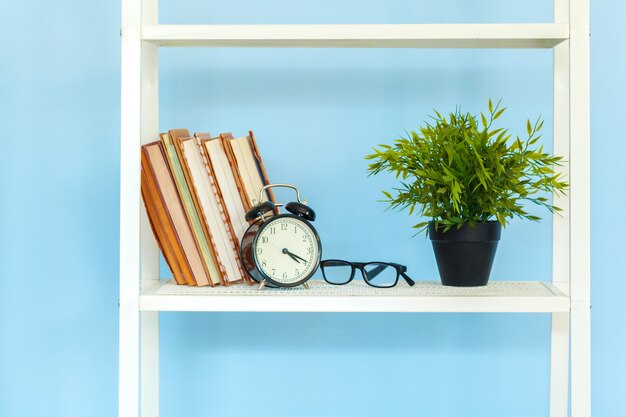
top-left (119, 1), bottom-right (590, 416)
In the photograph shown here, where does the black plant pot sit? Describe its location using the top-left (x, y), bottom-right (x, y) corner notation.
top-left (428, 221), bottom-right (502, 287)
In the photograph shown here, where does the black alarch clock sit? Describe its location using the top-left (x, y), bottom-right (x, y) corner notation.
top-left (240, 184), bottom-right (322, 289)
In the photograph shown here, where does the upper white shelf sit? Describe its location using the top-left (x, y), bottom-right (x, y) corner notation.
top-left (140, 279), bottom-right (570, 313)
top-left (142, 23), bottom-right (569, 48)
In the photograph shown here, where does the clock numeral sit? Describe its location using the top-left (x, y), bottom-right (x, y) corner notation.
top-left (261, 237), bottom-right (268, 244)
top-left (257, 247), bottom-right (263, 256)
top-left (281, 223), bottom-right (288, 231)
top-left (302, 235), bottom-right (307, 243)
top-left (282, 272), bottom-right (288, 279)
top-left (270, 227), bottom-right (276, 235)
top-left (306, 247), bottom-right (312, 254)
top-left (262, 260), bottom-right (267, 267)
top-left (294, 226), bottom-right (297, 234)
top-left (295, 269), bottom-right (300, 277)
top-left (272, 269), bottom-right (276, 275)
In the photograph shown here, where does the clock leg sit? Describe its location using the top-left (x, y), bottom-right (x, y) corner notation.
top-left (258, 279), bottom-right (266, 290)
top-left (303, 282), bottom-right (310, 289)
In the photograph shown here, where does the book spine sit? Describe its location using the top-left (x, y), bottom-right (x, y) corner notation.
top-left (220, 132), bottom-right (254, 212)
top-left (248, 131), bottom-right (276, 204)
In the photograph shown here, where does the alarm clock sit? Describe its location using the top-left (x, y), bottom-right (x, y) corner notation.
top-left (240, 184), bottom-right (322, 289)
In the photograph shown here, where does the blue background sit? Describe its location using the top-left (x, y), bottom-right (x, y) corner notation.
top-left (0, 0), bottom-right (623, 416)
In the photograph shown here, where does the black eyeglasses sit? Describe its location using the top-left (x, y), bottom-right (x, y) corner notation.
top-left (320, 260), bottom-right (415, 288)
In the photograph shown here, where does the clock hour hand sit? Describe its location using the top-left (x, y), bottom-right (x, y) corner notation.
top-left (282, 248), bottom-right (308, 264)
top-left (282, 248), bottom-right (301, 263)
top-left (290, 252), bottom-right (308, 264)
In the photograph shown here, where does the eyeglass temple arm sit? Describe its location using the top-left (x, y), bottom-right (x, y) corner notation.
top-left (400, 271), bottom-right (416, 286)
top-left (366, 264), bottom-right (387, 279)
top-left (366, 264), bottom-right (416, 287)
top-left (389, 263), bottom-right (415, 286)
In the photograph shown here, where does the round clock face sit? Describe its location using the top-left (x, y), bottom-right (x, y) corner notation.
top-left (253, 215), bottom-right (321, 286)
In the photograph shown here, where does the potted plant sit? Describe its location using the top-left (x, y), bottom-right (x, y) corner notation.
top-left (365, 100), bottom-right (568, 287)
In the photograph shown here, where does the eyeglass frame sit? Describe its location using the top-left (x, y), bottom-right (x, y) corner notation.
top-left (320, 260), bottom-right (416, 288)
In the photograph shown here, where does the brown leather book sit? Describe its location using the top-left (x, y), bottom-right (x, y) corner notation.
top-left (141, 168), bottom-right (187, 285)
top-left (141, 141), bottom-right (211, 286)
top-left (220, 131), bottom-right (275, 211)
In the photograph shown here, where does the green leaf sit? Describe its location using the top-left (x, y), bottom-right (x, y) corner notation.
top-left (363, 102), bottom-right (567, 236)
top-left (493, 108), bottom-right (506, 120)
top-left (537, 119), bottom-right (544, 132)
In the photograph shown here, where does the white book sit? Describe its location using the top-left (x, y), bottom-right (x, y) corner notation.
top-left (199, 134), bottom-right (250, 244)
top-left (178, 136), bottom-right (245, 284)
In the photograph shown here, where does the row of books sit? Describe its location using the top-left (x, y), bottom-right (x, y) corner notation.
top-left (141, 129), bottom-right (273, 286)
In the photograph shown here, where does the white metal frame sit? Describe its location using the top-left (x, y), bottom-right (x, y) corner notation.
top-left (119, 1), bottom-right (590, 416)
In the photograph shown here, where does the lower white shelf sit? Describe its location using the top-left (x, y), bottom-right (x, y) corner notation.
top-left (139, 279), bottom-right (570, 313)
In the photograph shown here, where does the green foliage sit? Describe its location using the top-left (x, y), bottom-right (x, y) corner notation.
top-left (365, 100), bottom-right (569, 234)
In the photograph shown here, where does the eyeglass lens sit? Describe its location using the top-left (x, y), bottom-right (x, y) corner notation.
top-left (321, 260), bottom-right (353, 284)
top-left (363, 263), bottom-right (398, 288)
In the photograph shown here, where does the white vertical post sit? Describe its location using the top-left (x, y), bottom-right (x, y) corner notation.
top-left (550, 313), bottom-right (570, 417)
top-left (550, 2), bottom-right (571, 416)
top-left (119, 0), bottom-right (142, 416)
top-left (553, 0), bottom-right (571, 290)
top-left (140, 1), bottom-right (160, 417)
top-left (569, 0), bottom-right (591, 416)
top-left (140, 312), bottom-right (159, 417)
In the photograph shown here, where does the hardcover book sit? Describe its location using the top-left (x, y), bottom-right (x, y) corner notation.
top-left (163, 129), bottom-right (222, 286)
top-left (178, 135), bottom-right (248, 284)
top-left (141, 141), bottom-right (210, 286)
top-left (220, 131), bottom-right (275, 211)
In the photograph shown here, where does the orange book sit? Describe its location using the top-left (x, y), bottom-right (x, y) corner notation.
top-left (140, 168), bottom-right (187, 285)
top-left (141, 141), bottom-right (211, 286)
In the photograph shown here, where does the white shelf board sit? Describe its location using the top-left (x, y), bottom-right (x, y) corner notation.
top-left (142, 23), bottom-right (569, 48)
top-left (139, 279), bottom-right (570, 313)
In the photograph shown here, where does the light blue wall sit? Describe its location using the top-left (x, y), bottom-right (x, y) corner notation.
top-left (0, 1), bottom-right (622, 416)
